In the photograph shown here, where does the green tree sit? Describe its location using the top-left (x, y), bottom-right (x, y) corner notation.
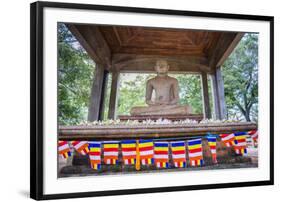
top-left (222, 33), bottom-right (258, 122)
top-left (175, 74), bottom-right (203, 114)
top-left (58, 23), bottom-right (95, 125)
top-left (118, 74), bottom-right (154, 115)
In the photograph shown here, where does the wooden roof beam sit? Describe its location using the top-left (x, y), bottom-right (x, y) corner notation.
top-left (111, 53), bottom-right (211, 73)
top-left (67, 24), bottom-right (112, 68)
top-left (209, 32), bottom-right (244, 71)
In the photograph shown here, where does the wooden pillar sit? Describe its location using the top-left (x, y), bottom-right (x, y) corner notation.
top-left (201, 72), bottom-right (211, 119)
top-left (211, 74), bottom-right (220, 119)
top-left (216, 66), bottom-right (227, 119)
top-left (99, 71), bottom-right (109, 120)
top-left (211, 66), bottom-right (227, 119)
top-left (88, 64), bottom-right (107, 121)
top-left (108, 71), bottom-right (120, 120)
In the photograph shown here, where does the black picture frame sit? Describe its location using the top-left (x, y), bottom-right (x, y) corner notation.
top-left (30, 1), bottom-right (274, 200)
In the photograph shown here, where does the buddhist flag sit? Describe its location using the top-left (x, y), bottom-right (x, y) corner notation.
top-left (71, 141), bottom-right (89, 155)
top-left (139, 139), bottom-right (154, 165)
top-left (220, 133), bottom-right (235, 147)
top-left (103, 141), bottom-right (119, 165)
top-left (154, 142), bottom-right (169, 168)
top-left (121, 140), bottom-right (136, 165)
top-left (58, 141), bottom-right (71, 159)
top-left (207, 136), bottom-right (218, 164)
top-left (187, 138), bottom-right (203, 166)
top-left (248, 130), bottom-right (258, 144)
top-left (171, 141), bottom-right (186, 168)
top-left (234, 132), bottom-right (247, 155)
top-left (88, 141), bottom-right (101, 170)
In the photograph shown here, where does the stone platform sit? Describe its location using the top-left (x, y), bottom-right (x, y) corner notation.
top-left (59, 122), bottom-right (257, 140)
top-left (58, 121), bottom-right (257, 177)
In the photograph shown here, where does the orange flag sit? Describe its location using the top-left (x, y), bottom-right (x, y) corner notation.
top-left (135, 140), bottom-right (141, 170)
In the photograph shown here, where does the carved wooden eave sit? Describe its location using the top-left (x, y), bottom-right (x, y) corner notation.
top-left (67, 24), bottom-right (112, 68)
top-left (66, 23), bottom-right (244, 73)
top-left (208, 32), bottom-right (244, 72)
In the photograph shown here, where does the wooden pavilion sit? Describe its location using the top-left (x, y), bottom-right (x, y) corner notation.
top-left (67, 23), bottom-right (244, 121)
top-left (59, 25), bottom-right (256, 173)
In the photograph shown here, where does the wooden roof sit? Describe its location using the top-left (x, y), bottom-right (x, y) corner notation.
top-left (67, 23), bottom-right (243, 73)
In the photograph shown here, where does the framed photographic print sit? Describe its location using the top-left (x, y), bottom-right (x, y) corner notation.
top-left (30, 1), bottom-right (274, 200)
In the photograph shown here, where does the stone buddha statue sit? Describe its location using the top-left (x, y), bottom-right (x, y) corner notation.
top-left (130, 60), bottom-right (192, 116)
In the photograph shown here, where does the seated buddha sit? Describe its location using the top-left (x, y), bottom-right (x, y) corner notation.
top-left (130, 60), bottom-right (192, 116)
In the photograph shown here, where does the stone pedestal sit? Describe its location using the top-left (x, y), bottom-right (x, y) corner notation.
top-left (118, 114), bottom-right (203, 122)
top-left (72, 151), bottom-right (90, 166)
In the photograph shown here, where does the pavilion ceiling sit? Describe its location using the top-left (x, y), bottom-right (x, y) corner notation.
top-left (99, 26), bottom-right (220, 56)
top-left (67, 23), bottom-right (244, 73)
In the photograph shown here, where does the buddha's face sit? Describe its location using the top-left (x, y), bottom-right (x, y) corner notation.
top-left (155, 60), bottom-right (169, 74)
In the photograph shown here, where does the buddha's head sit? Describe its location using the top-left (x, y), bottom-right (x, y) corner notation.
top-left (155, 60), bottom-right (169, 75)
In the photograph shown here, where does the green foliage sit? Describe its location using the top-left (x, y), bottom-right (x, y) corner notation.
top-left (58, 23), bottom-right (95, 125)
top-left (222, 33), bottom-right (258, 121)
top-left (118, 74), bottom-right (154, 115)
top-left (175, 74), bottom-right (203, 114)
